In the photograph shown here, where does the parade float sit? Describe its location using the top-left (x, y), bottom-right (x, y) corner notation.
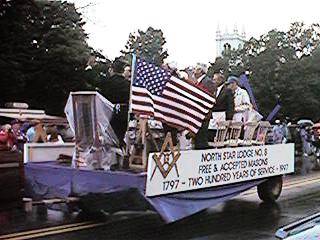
top-left (23, 91), bottom-right (294, 223)
top-left (23, 58), bottom-right (295, 223)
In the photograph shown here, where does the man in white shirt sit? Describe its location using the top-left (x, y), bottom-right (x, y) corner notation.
top-left (226, 75), bottom-right (252, 123)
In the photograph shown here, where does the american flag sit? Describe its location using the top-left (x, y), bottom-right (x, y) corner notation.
top-left (131, 58), bottom-right (215, 134)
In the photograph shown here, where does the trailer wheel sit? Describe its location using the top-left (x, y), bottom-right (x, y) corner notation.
top-left (257, 176), bottom-right (283, 203)
top-left (313, 155), bottom-right (320, 170)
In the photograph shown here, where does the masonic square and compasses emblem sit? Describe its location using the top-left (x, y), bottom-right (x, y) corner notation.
top-left (150, 133), bottom-right (181, 180)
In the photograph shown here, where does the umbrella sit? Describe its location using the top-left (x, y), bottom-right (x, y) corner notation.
top-left (297, 119), bottom-right (314, 126)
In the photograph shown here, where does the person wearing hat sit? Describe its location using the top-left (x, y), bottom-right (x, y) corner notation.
top-left (226, 75), bottom-right (252, 123)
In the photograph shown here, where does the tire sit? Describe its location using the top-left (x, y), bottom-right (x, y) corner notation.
top-left (313, 154), bottom-right (320, 170)
top-left (257, 176), bottom-right (283, 203)
top-left (314, 160), bottom-right (320, 170)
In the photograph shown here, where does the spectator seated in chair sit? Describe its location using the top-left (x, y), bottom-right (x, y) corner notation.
top-left (0, 124), bottom-right (17, 151)
top-left (47, 126), bottom-right (64, 144)
top-left (31, 120), bottom-right (47, 143)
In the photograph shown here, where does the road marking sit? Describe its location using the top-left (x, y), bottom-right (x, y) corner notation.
top-left (2, 176), bottom-right (320, 239)
top-left (4, 222), bottom-right (109, 240)
top-left (0, 221), bottom-right (95, 239)
top-left (242, 176), bottom-right (320, 197)
top-left (283, 178), bottom-right (320, 190)
top-left (284, 175), bottom-right (320, 187)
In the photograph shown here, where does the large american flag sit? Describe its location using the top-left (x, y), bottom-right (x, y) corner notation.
top-left (131, 58), bottom-right (215, 134)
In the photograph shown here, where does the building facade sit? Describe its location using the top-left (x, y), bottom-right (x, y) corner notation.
top-left (216, 25), bottom-right (246, 57)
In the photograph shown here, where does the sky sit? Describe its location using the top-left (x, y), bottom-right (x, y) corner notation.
top-left (71, 0), bottom-right (320, 68)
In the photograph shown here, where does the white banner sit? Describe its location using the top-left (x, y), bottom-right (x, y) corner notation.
top-left (146, 144), bottom-right (294, 197)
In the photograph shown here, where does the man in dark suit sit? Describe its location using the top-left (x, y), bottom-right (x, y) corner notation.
top-left (193, 63), bottom-right (216, 149)
top-left (100, 59), bottom-right (130, 145)
top-left (208, 72), bottom-right (235, 140)
top-left (213, 72), bottom-right (234, 120)
top-left (102, 59), bottom-right (130, 104)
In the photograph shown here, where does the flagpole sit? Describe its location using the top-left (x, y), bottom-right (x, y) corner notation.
top-left (123, 54), bottom-right (137, 165)
top-left (128, 53), bottom-right (136, 124)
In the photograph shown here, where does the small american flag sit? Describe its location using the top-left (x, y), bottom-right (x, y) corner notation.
top-left (131, 58), bottom-right (215, 134)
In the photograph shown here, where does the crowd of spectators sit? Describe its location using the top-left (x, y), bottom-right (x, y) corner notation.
top-left (271, 118), bottom-right (320, 174)
top-left (0, 120), bottom-right (73, 152)
top-left (1, 57), bottom-right (318, 177)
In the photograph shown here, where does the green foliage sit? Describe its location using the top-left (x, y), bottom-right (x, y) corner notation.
top-left (207, 57), bottom-right (228, 77)
top-left (1, 3), bottom-right (319, 122)
top-left (83, 49), bottom-right (112, 91)
top-left (210, 22), bottom-right (320, 121)
top-left (0, 0), bottom-right (39, 104)
top-left (121, 27), bottom-right (168, 65)
top-left (0, 0), bottom-right (93, 115)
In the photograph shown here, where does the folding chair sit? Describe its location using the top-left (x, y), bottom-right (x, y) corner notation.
top-left (129, 118), bottom-right (148, 170)
top-left (241, 122), bottom-right (259, 146)
top-left (209, 121), bottom-right (230, 148)
top-left (225, 121), bottom-right (243, 147)
top-left (129, 118), bottom-right (161, 171)
top-left (254, 121), bottom-right (271, 145)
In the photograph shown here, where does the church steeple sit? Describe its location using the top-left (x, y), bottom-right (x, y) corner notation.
top-left (233, 24), bottom-right (238, 34)
top-left (216, 24), bottom-right (246, 58)
top-left (224, 25), bottom-right (229, 35)
top-left (241, 26), bottom-right (246, 38)
top-left (216, 24), bottom-right (221, 38)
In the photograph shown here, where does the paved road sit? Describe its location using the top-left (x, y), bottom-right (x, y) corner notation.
top-left (1, 173), bottom-right (320, 240)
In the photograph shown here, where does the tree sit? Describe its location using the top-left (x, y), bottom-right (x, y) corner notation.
top-left (27, 0), bottom-right (92, 114)
top-left (0, 0), bottom-right (94, 115)
top-left (209, 23), bottom-right (320, 121)
top-left (245, 25), bottom-right (320, 120)
top-left (275, 48), bottom-right (320, 120)
top-left (207, 57), bottom-right (228, 77)
top-left (83, 49), bottom-right (112, 92)
top-left (121, 27), bottom-right (168, 65)
top-left (0, 0), bottom-right (40, 105)
top-left (287, 22), bottom-right (320, 58)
